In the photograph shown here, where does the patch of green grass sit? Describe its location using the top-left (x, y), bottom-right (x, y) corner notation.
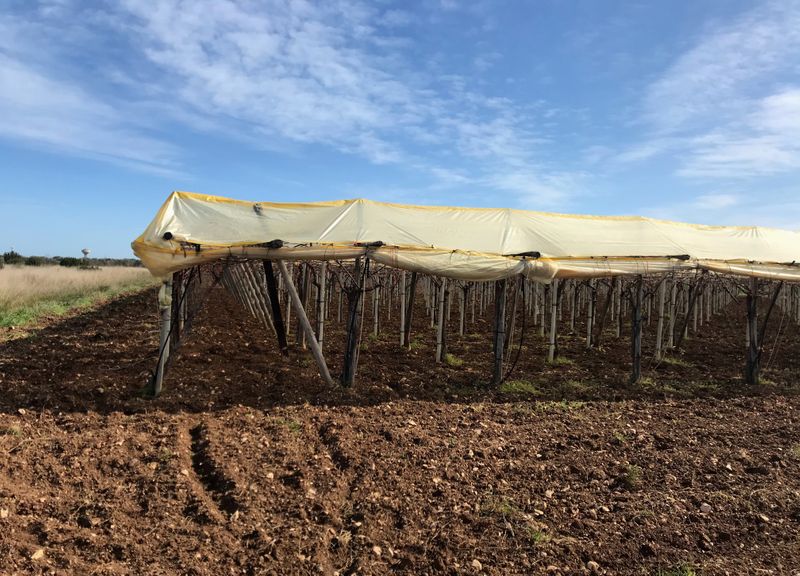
top-left (525, 527), bottom-right (550, 544)
top-left (561, 379), bottom-right (591, 396)
top-left (1, 294), bottom-right (92, 327)
top-left (0, 425), bottom-right (22, 436)
top-left (661, 356), bottom-right (692, 368)
top-left (622, 464), bottom-right (642, 490)
top-left (550, 356), bottom-right (574, 365)
top-left (408, 338), bottom-right (425, 351)
top-left (790, 443), bottom-right (800, 459)
top-left (158, 448), bottom-right (175, 463)
top-left (499, 379), bottom-right (541, 395)
top-left (535, 399), bottom-right (586, 412)
top-left (273, 417), bottom-right (302, 434)
top-left (480, 496), bottom-right (520, 519)
top-left (656, 563), bottom-right (698, 576)
top-left (613, 431), bottom-right (628, 444)
top-left (444, 353), bottom-right (463, 367)
top-left (648, 379), bottom-right (721, 398)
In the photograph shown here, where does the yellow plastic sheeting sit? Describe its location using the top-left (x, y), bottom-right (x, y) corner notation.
top-left (132, 191), bottom-right (800, 281)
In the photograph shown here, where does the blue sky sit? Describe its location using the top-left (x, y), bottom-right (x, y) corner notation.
top-left (1, 0), bottom-right (799, 258)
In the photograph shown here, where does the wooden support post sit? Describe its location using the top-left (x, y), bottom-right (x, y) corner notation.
top-left (505, 278), bottom-right (520, 351)
top-left (297, 263), bottom-right (311, 349)
top-left (492, 279), bottom-right (507, 385)
top-left (154, 275), bottom-right (173, 397)
top-left (285, 266), bottom-right (293, 339)
top-left (682, 283), bottom-right (690, 341)
top-left (430, 277), bottom-right (436, 327)
top-left (435, 278), bottom-right (448, 363)
top-left (170, 270), bottom-right (183, 355)
top-left (630, 275), bottom-right (644, 385)
top-left (654, 278), bottom-right (666, 360)
top-left (263, 260), bottom-right (289, 355)
top-left (751, 280), bottom-right (784, 381)
top-left (316, 261), bottom-right (327, 347)
top-left (471, 282), bottom-right (476, 324)
top-left (569, 282), bottom-right (577, 332)
top-left (675, 275), bottom-right (703, 350)
top-left (459, 283), bottom-right (467, 336)
top-left (403, 271), bottom-right (418, 349)
top-left (342, 257), bottom-right (366, 387)
top-left (745, 277), bottom-right (759, 385)
top-left (593, 277), bottom-right (615, 348)
top-left (373, 281), bottom-right (380, 337)
top-left (547, 279), bottom-right (559, 363)
top-left (538, 283), bottom-right (545, 336)
top-left (277, 260), bottom-right (334, 387)
top-left (614, 278), bottom-right (622, 338)
top-left (399, 271), bottom-right (406, 346)
top-left (337, 283), bottom-right (343, 323)
top-left (667, 279), bottom-right (677, 349)
top-left (586, 279), bottom-right (596, 348)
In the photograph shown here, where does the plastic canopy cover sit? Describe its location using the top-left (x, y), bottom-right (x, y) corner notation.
top-left (132, 191), bottom-right (800, 282)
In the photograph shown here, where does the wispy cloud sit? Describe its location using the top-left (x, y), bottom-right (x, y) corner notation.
top-left (691, 193), bottom-right (740, 210)
top-left (678, 88), bottom-right (800, 177)
top-left (646, 193), bottom-right (800, 230)
top-left (643, 1), bottom-right (800, 134)
top-left (628, 0), bottom-right (800, 180)
top-left (0, 52), bottom-right (180, 175)
top-left (0, 0), bottom-right (576, 206)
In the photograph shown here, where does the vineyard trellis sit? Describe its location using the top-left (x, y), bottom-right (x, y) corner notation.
top-left (146, 256), bottom-right (800, 395)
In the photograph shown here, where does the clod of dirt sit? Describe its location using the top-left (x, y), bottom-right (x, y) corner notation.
top-left (700, 502), bottom-right (712, 513)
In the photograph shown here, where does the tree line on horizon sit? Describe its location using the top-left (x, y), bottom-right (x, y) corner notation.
top-left (0, 251), bottom-right (143, 269)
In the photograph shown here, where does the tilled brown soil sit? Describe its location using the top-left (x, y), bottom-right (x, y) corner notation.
top-left (1, 287), bottom-right (799, 575)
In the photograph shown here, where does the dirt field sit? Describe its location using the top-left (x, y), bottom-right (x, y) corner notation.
top-left (1, 287), bottom-right (799, 575)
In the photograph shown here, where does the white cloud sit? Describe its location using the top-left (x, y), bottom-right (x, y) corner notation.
top-left (0, 0), bottom-right (577, 205)
top-left (691, 193), bottom-right (740, 210)
top-left (631, 0), bottom-right (800, 180)
top-left (678, 88), bottom-right (800, 178)
top-left (646, 195), bottom-right (800, 230)
top-left (484, 170), bottom-right (582, 208)
top-left (0, 53), bottom-right (180, 175)
top-left (643, 1), bottom-right (800, 134)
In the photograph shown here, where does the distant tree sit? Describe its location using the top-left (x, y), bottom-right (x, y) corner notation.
top-left (3, 251), bottom-right (24, 265)
top-left (25, 255), bottom-right (46, 266)
top-left (0, 254), bottom-right (4, 269)
top-left (59, 257), bottom-right (82, 267)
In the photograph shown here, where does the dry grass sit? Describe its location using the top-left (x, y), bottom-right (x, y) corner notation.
top-left (0, 266), bottom-right (156, 328)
